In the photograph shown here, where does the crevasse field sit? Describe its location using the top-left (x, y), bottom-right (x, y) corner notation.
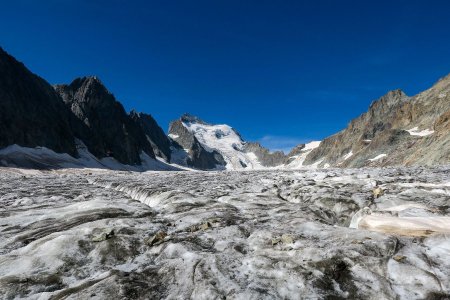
top-left (1, 167), bottom-right (449, 299)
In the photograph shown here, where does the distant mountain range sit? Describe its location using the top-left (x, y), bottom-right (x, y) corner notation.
top-left (0, 47), bottom-right (448, 170)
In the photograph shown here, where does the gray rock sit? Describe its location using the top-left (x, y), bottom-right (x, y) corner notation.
top-left (92, 228), bottom-right (115, 242)
top-left (304, 76), bottom-right (450, 167)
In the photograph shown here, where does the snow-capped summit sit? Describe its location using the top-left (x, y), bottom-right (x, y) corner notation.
top-left (168, 115), bottom-right (287, 170)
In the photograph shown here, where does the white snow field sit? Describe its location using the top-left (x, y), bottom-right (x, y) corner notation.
top-left (0, 166), bottom-right (449, 299)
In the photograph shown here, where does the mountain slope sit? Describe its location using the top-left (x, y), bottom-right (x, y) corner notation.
top-left (55, 77), bottom-right (155, 165)
top-left (304, 75), bottom-right (450, 167)
top-left (0, 47), bottom-right (78, 156)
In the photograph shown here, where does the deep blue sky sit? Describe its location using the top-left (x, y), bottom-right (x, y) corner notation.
top-left (2, 0), bottom-right (450, 152)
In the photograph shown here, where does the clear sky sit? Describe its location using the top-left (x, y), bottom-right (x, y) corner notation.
top-left (2, 0), bottom-right (450, 152)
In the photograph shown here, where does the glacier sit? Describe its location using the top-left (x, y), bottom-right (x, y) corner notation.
top-left (0, 166), bottom-right (449, 299)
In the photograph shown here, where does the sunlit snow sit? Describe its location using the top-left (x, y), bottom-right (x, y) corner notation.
top-left (182, 122), bottom-right (264, 169)
top-left (406, 127), bottom-right (435, 136)
top-left (368, 154), bottom-right (387, 161)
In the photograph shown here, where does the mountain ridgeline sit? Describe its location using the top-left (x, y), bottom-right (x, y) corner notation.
top-left (0, 46), bottom-right (448, 170)
top-left (303, 79), bottom-right (450, 168)
top-left (55, 77), bottom-right (156, 165)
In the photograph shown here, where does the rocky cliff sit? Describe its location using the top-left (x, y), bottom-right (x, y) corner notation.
top-left (0, 47), bottom-right (78, 156)
top-left (129, 111), bottom-right (172, 162)
top-left (55, 77), bottom-right (155, 165)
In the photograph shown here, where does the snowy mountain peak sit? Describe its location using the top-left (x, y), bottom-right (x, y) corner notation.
top-left (170, 114), bottom-right (300, 170)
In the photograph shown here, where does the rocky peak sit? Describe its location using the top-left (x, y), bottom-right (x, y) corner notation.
top-left (55, 77), bottom-right (155, 165)
top-left (304, 76), bottom-right (450, 168)
top-left (55, 76), bottom-right (114, 109)
top-left (180, 113), bottom-right (209, 125)
top-left (367, 89), bottom-right (408, 115)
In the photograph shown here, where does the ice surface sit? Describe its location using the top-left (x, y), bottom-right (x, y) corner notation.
top-left (0, 166), bottom-right (449, 299)
top-left (0, 141), bottom-right (182, 171)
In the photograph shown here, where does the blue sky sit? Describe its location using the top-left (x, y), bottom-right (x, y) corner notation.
top-left (2, 0), bottom-right (450, 152)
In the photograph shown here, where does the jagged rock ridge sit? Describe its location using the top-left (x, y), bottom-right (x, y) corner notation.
top-left (303, 78), bottom-right (450, 167)
top-left (0, 46), bottom-right (448, 170)
top-left (55, 77), bottom-right (155, 165)
top-left (0, 47), bottom-right (176, 169)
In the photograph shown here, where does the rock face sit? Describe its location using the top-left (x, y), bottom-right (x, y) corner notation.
top-left (243, 142), bottom-right (286, 167)
top-left (168, 114), bottom-right (287, 170)
top-left (0, 47), bottom-right (78, 156)
top-left (304, 77), bottom-right (450, 167)
top-left (129, 111), bottom-right (172, 162)
top-left (55, 77), bottom-right (155, 165)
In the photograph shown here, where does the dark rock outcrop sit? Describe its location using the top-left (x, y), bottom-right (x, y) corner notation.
top-left (55, 77), bottom-right (155, 165)
top-left (0, 47), bottom-right (78, 156)
top-left (129, 111), bottom-right (172, 162)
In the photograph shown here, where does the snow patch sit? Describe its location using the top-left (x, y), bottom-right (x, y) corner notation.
top-left (406, 127), bottom-right (434, 137)
top-left (286, 141), bottom-right (321, 169)
top-left (368, 154), bottom-right (387, 162)
top-left (343, 151), bottom-right (353, 161)
top-left (303, 141), bottom-right (321, 151)
top-left (0, 141), bottom-right (182, 171)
